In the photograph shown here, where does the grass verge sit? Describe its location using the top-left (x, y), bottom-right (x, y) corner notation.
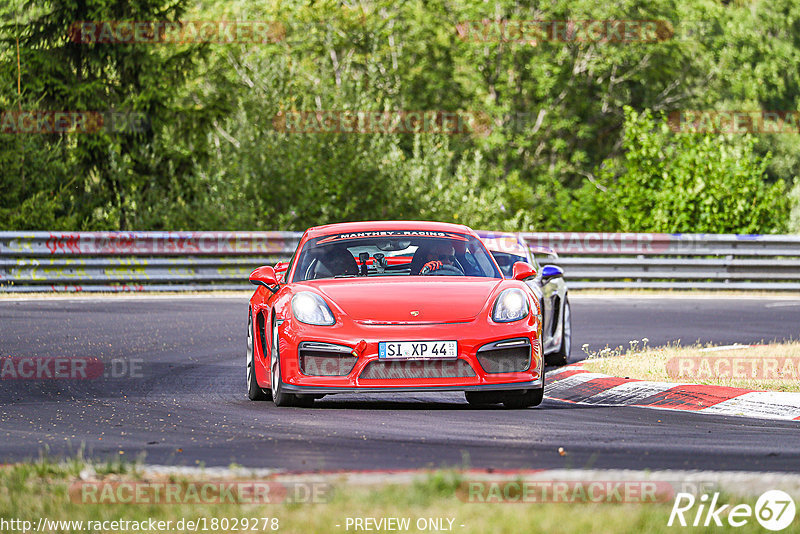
top-left (0, 459), bottom-right (786, 534)
top-left (581, 341), bottom-right (800, 392)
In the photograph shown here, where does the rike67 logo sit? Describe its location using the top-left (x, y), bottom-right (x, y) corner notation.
top-left (668, 490), bottom-right (796, 531)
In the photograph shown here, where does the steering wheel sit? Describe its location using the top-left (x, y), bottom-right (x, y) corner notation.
top-left (420, 262), bottom-right (464, 276)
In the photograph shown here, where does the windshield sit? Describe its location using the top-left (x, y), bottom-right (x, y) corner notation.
top-left (292, 231), bottom-right (502, 282)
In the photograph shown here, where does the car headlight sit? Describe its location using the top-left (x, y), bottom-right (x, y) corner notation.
top-left (492, 288), bottom-right (530, 323)
top-left (291, 292), bottom-right (335, 326)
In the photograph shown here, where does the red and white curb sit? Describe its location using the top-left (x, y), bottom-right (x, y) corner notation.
top-left (545, 364), bottom-right (800, 421)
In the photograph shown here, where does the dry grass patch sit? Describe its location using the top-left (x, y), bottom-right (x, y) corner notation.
top-left (581, 341), bottom-right (800, 392)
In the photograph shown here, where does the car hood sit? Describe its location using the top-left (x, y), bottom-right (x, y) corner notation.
top-left (305, 277), bottom-right (504, 323)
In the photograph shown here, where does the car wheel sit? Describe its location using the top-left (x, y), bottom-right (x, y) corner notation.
top-left (503, 387), bottom-right (545, 409)
top-left (547, 297), bottom-right (572, 366)
top-left (270, 320), bottom-right (303, 407)
top-left (465, 391), bottom-right (503, 406)
top-left (247, 312), bottom-right (270, 401)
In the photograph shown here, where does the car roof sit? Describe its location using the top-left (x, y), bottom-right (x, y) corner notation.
top-left (476, 231), bottom-right (529, 256)
top-left (529, 245), bottom-right (558, 257)
top-left (305, 220), bottom-right (476, 239)
top-left (477, 230), bottom-right (559, 258)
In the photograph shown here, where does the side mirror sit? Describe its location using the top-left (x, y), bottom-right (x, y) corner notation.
top-left (249, 266), bottom-right (279, 293)
top-left (541, 264), bottom-right (564, 280)
top-left (512, 261), bottom-right (537, 281)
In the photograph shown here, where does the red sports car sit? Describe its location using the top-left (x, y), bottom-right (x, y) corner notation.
top-left (246, 221), bottom-right (544, 408)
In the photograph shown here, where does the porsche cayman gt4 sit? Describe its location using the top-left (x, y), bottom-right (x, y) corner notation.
top-left (246, 221), bottom-right (544, 408)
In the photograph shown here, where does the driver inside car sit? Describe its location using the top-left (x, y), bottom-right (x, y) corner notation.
top-left (412, 242), bottom-right (460, 274)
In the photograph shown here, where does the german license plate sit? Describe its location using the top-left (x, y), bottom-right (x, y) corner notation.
top-left (378, 341), bottom-right (458, 360)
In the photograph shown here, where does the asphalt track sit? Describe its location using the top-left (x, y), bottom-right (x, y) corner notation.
top-left (0, 295), bottom-right (799, 472)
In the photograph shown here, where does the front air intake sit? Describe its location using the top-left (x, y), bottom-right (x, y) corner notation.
top-left (298, 342), bottom-right (357, 377)
top-left (476, 338), bottom-right (531, 374)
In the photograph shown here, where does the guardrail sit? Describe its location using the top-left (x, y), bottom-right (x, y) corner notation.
top-left (1, 231), bottom-right (799, 292)
top-left (0, 232), bottom-right (299, 292)
top-left (520, 232), bottom-right (800, 290)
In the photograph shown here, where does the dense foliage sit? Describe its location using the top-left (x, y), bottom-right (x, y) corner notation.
top-left (1, 0), bottom-right (798, 232)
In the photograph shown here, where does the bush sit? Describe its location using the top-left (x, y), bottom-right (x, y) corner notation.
top-left (595, 107), bottom-right (789, 234)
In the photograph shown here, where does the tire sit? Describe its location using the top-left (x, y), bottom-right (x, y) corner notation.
top-left (247, 312), bottom-right (270, 401)
top-left (503, 387), bottom-right (544, 409)
top-left (546, 297), bottom-right (572, 367)
top-left (270, 320), bottom-right (306, 407)
top-left (465, 391), bottom-right (503, 406)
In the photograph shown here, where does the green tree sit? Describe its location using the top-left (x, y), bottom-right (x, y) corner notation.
top-left (0, 0), bottom-right (222, 230)
top-left (598, 107), bottom-right (788, 233)
top-left (2, 0), bottom-right (798, 233)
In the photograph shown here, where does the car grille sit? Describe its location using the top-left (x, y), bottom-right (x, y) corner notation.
top-left (476, 338), bottom-right (531, 374)
top-left (298, 342), bottom-right (357, 377)
top-left (359, 359), bottom-right (476, 380)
